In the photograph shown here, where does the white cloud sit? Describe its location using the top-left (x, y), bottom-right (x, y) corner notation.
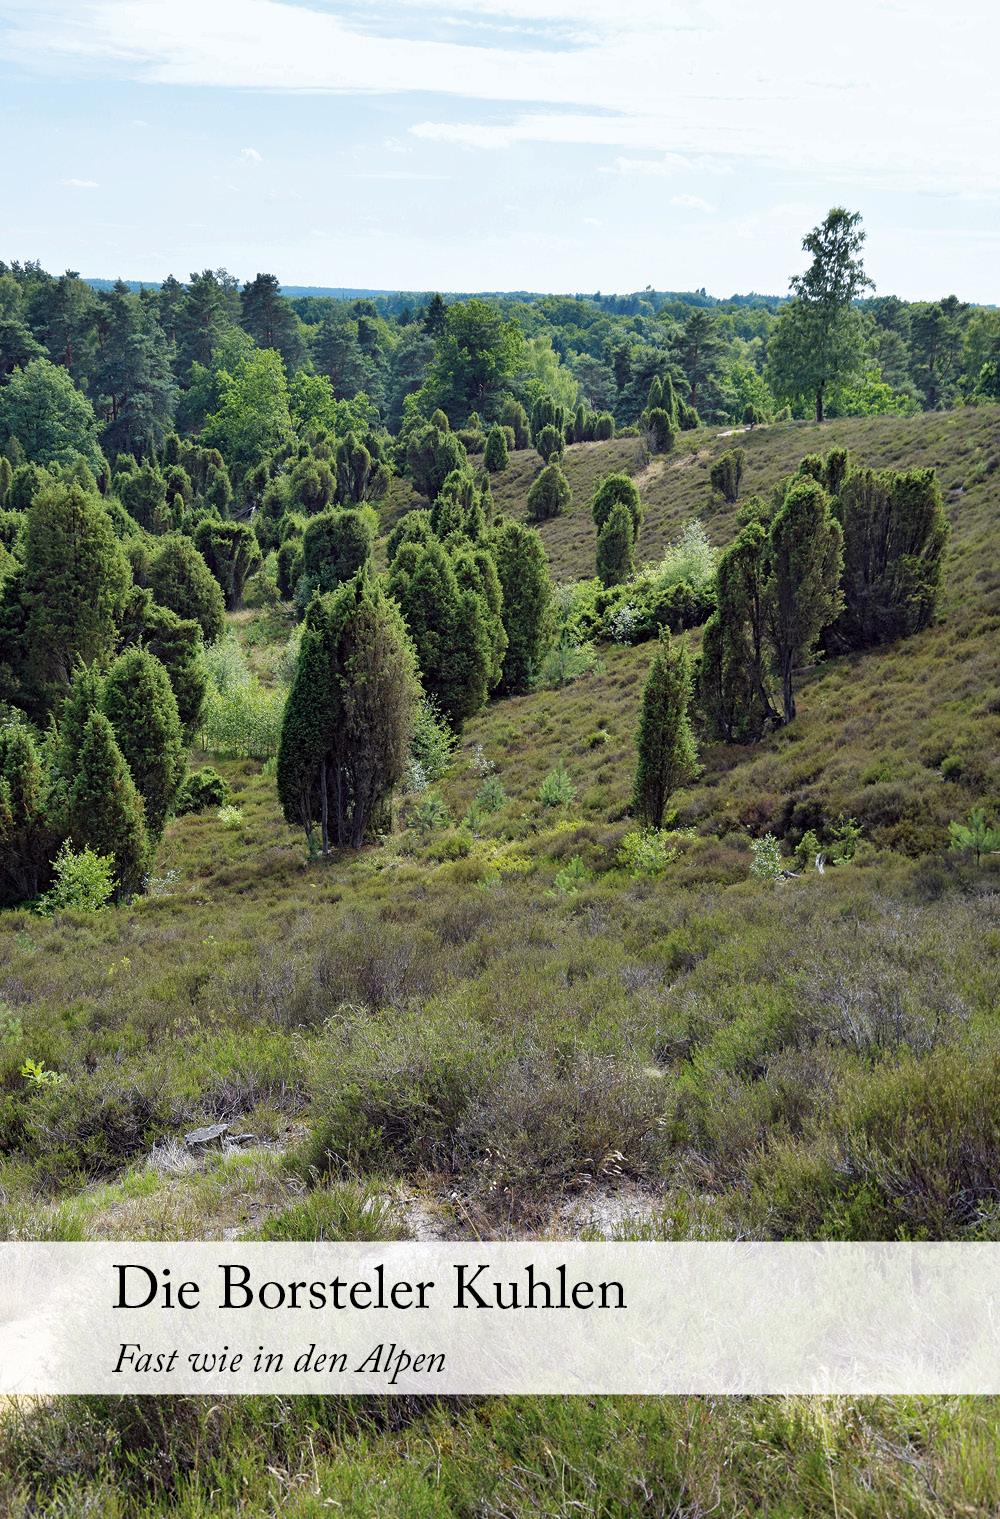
top-left (3, 1), bottom-right (998, 195)
top-left (240, 146), bottom-right (263, 162)
top-left (671, 194), bottom-right (715, 212)
top-left (600, 154), bottom-right (693, 178)
top-left (61, 177), bottom-right (99, 188)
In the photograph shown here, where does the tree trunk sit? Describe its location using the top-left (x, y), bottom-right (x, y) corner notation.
top-left (782, 658), bottom-right (796, 725)
top-left (319, 757), bottom-right (330, 856)
top-left (815, 383), bottom-right (824, 423)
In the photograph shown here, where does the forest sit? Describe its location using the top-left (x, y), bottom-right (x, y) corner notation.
top-left (0, 206), bottom-right (998, 1515)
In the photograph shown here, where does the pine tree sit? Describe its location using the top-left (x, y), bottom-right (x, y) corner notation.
top-left (0, 723), bottom-right (53, 905)
top-left (90, 281), bottom-right (177, 460)
top-left (484, 424), bottom-right (509, 473)
top-left (21, 480), bottom-right (131, 710)
top-left (277, 574), bottom-right (418, 851)
top-left (120, 588), bottom-right (207, 739)
top-left (527, 462), bottom-right (571, 521)
top-left (633, 631), bottom-right (698, 829)
top-left (644, 408), bottom-right (677, 455)
top-left (239, 273), bottom-right (305, 370)
top-left (833, 466), bottom-right (948, 649)
top-left (697, 519), bottom-right (777, 742)
top-left (710, 448), bottom-right (745, 503)
top-left (149, 534), bottom-right (226, 643)
top-left (102, 647), bottom-right (185, 839)
top-left (489, 519), bottom-right (552, 695)
top-left (596, 501), bottom-right (635, 587)
top-left (592, 473), bottom-right (642, 533)
top-left (192, 520), bottom-right (262, 610)
top-left (67, 710), bottom-right (148, 898)
top-left (387, 538), bottom-right (492, 726)
top-left (766, 476), bottom-right (844, 722)
top-left (301, 509), bottom-right (375, 599)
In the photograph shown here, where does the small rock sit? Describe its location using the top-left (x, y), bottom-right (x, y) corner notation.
top-left (184, 1122), bottom-right (229, 1148)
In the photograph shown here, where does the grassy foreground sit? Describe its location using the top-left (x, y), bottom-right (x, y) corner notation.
top-left (1, 409), bottom-right (999, 1513)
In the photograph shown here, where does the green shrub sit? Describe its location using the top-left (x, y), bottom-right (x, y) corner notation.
top-left (757, 1048), bottom-right (1000, 1240)
top-left (949, 808), bottom-right (1000, 865)
top-left (617, 829), bottom-right (679, 877)
top-left (253, 1183), bottom-right (409, 1242)
top-left (552, 855), bottom-right (588, 895)
top-left (408, 696), bottom-right (456, 787)
top-left (474, 775), bottom-right (507, 814)
top-left (538, 762), bottom-right (576, 808)
top-left (217, 804), bottom-right (244, 830)
top-left (410, 790), bottom-right (450, 834)
top-left (36, 843), bottom-right (114, 916)
top-left (749, 833), bottom-right (783, 880)
top-left (174, 766), bottom-right (229, 815)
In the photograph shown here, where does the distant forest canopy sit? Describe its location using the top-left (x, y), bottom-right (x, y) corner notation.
top-left (2, 206), bottom-right (999, 449)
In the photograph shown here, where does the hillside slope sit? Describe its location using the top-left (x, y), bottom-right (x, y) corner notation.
top-left (2, 406), bottom-right (999, 1515)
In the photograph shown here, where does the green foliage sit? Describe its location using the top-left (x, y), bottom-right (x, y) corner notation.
top-left (644, 407), bottom-right (677, 454)
top-left (0, 721), bottom-right (52, 905)
top-left (117, 462), bottom-right (167, 533)
top-left (65, 710), bottom-right (148, 898)
top-left (121, 591), bottom-right (207, 739)
top-left (834, 466), bottom-right (948, 649)
top-left (592, 472), bottom-right (642, 533)
top-left (217, 803), bottom-right (244, 830)
top-left (386, 508), bottom-right (434, 562)
top-left (552, 854), bottom-right (588, 894)
top-left (948, 809), bottom-right (1000, 866)
top-left (483, 423), bottom-right (509, 473)
top-left (192, 519), bottom-right (262, 611)
top-left (277, 572), bottom-right (419, 850)
top-left (766, 208), bottom-right (872, 421)
top-left (408, 695), bottom-right (457, 787)
top-left (102, 647), bottom-right (185, 839)
top-left (490, 518), bottom-right (552, 695)
top-left (527, 461), bottom-right (571, 521)
top-left (17, 480), bottom-right (130, 711)
top-left (0, 358), bottom-right (103, 472)
top-left (617, 828), bottom-right (679, 876)
top-left (426, 299), bottom-right (524, 423)
top-left (410, 788), bottom-right (450, 834)
top-left (199, 637), bottom-right (285, 760)
top-left (767, 475), bottom-right (844, 722)
top-left (535, 422), bottom-right (564, 465)
top-left (203, 348), bottom-right (294, 478)
top-left (500, 396), bottom-right (531, 449)
top-left (300, 507), bottom-right (375, 604)
top-left (710, 447), bottom-right (745, 503)
top-left (538, 760), bottom-right (576, 807)
top-left (596, 501), bottom-right (635, 588)
top-left (148, 533), bottom-right (225, 643)
top-left (405, 421), bottom-right (467, 499)
top-left (749, 832), bottom-right (783, 880)
top-left (388, 538), bottom-right (494, 727)
top-left (633, 630), bottom-right (698, 828)
top-left (474, 774), bottom-right (507, 813)
top-left (174, 766), bottom-right (229, 815)
top-left (37, 840), bottom-right (115, 915)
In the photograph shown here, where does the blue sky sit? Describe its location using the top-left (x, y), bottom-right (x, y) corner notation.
top-left (1, 0), bottom-right (998, 299)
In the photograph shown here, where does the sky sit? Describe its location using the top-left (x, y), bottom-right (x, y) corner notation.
top-left (1, 0), bottom-right (998, 300)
